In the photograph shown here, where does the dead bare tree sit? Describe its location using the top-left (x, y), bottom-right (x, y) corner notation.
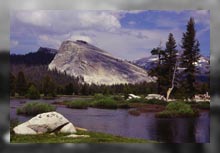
top-left (166, 60), bottom-right (178, 101)
top-left (166, 50), bottom-right (182, 101)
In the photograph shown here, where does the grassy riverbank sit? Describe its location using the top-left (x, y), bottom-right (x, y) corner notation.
top-left (11, 130), bottom-right (157, 143)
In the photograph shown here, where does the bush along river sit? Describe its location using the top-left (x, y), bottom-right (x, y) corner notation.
top-left (10, 97), bottom-right (210, 143)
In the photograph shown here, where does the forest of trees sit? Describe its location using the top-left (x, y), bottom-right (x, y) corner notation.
top-left (10, 68), bottom-right (157, 98)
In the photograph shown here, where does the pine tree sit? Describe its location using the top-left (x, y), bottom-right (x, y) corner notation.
top-left (65, 83), bottom-right (74, 95)
top-left (16, 71), bottom-right (27, 96)
top-left (180, 17), bottom-right (201, 98)
top-left (163, 33), bottom-right (177, 99)
top-left (150, 41), bottom-right (165, 95)
top-left (10, 73), bottom-right (16, 96)
top-left (27, 84), bottom-right (40, 99)
top-left (42, 75), bottom-right (56, 97)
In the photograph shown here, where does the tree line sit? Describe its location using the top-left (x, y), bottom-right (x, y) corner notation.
top-left (10, 70), bottom-right (158, 99)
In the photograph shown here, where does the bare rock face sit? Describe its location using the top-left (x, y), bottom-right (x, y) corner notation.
top-left (49, 40), bottom-right (156, 85)
top-left (13, 112), bottom-right (76, 135)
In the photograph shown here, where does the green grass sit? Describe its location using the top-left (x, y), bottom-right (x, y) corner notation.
top-left (143, 99), bottom-right (167, 105)
top-left (156, 102), bottom-right (198, 118)
top-left (17, 102), bottom-right (56, 116)
top-left (10, 130), bottom-right (156, 143)
top-left (64, 94), bottom-right (130, 109)
top-left (127, 97), bottom-right (167, 105)
top-left (66, 100), bottom-right (89, 109)
top-left (91, 96), bottom-right (118, 109)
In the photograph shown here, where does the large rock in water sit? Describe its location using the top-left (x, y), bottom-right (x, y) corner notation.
top-left (49, 40), bottom-right (156, 85)
top-left (13, 112), bottom-right (76, 135)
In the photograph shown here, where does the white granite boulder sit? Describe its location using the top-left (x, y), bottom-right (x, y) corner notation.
top-left (127, 94), bottom-right (141, 100)
top-left (60, 123), bottom-right (76, 134)
top-left (13, 112), bottom-right (76, 135)
top-left (145, 94), bottom-right (166, 101)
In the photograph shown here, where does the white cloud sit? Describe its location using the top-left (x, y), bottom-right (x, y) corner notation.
top-left (15, 10), bottom-right (51, 27)
top-left (13, 11), bottom-right (121, 34)
top-left (78, 11), bottom-right (121, 31)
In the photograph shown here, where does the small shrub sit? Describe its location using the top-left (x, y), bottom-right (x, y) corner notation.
top-left (112, 95), bottom-right (125, 102)
top-left (156, 102), bottom-right (198, 118)
top-left (66, 100), bottom-right (89, 109)
top-left (17, 102), bottom-right (56, 116)
top-left (91, 97), bottom-right (117, 109)
top-left (144, 99), bottom-right (166, 105)
top-left (94, 93), bottom-right (105, 99)
top-left (127, 98), bottom-right (145, 103)
top-left (26, 85), bottom-right (40, 99)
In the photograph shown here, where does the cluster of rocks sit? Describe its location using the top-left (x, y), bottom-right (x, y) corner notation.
top-left (127, 94), bottom-right (141, 100)
top-left (145, 94), bottom-right (166, 101)
top-left (13, 112), bottom-right (89, 138)
top-left (193, 92), bottom-right (210, 102)
top-left (127, 93), bottom-right (166, 101)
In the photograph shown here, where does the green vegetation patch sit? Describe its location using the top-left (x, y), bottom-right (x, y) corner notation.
top-left (66, 100), bottom-right (89, 109)
top-left (156, 102), bottom-right (198, 118)
top-left (11, 130), bottom-right (156, 143)
top-left (17, 102), bottom-right (56, 116)
top-left (26, 85), bottom-right (40, 99)
top-left (64, 94), bottom-right (130, 109)
top-left (127, 97), bottom-right (166, 105)
top-left (91, 96), bottom-right (118, 109)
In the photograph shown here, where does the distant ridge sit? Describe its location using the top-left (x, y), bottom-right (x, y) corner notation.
top-left (10, 47), bottom-right (57, 66)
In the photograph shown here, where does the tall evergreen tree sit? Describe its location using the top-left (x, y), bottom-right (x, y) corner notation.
top-left (16, 71), bottom-right (27, 96)
top-left (163, 33), bottom-right (177, 99)
top-left (150, 41), bottom-right (165, 95)
top-left (10, 73), bottom-right (16, 96)
top-left (180, 17), bottom-right (201, 98)
top-left (42, 75), bottom-right (56, 97)
top-left (27, 84), bottom-right (40, 99)
top-left (65, 83), bottom-right (74, 95)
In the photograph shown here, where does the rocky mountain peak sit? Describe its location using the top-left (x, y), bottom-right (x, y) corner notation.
top-left (49, 40), bottom-right (156, 85)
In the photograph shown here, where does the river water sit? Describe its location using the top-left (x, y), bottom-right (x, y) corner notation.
top-left (10, 97), bottom-right (210, 143)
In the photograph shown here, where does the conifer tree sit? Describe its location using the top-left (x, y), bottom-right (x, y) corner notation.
top-left (163, 33), bottom-right (177, 99)
top-left (150, 41), bottom-right (165, 95)
top-left (42, 75), bottom-right (56, 97)
top-left (180, 17), bottom-right (201, 98)
top-left (16, 71), bottom-right (27, 96)
top-left (10, 73), bottom-right (16, 96)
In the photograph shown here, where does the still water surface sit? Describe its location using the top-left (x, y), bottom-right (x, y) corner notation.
top-left (10, 97), bottom-right (210, 143)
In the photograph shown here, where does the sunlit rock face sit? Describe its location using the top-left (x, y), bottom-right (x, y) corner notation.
top-left (49, 40), bottom-right (156, 85)
top-left (13, 112), bottom-right (76, 135)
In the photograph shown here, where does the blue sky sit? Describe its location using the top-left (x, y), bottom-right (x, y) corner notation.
top-left (10, 10), bottom-right (210, 60)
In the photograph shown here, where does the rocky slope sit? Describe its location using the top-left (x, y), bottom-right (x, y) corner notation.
top-left (49, 40), bottom-right (156, 85)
